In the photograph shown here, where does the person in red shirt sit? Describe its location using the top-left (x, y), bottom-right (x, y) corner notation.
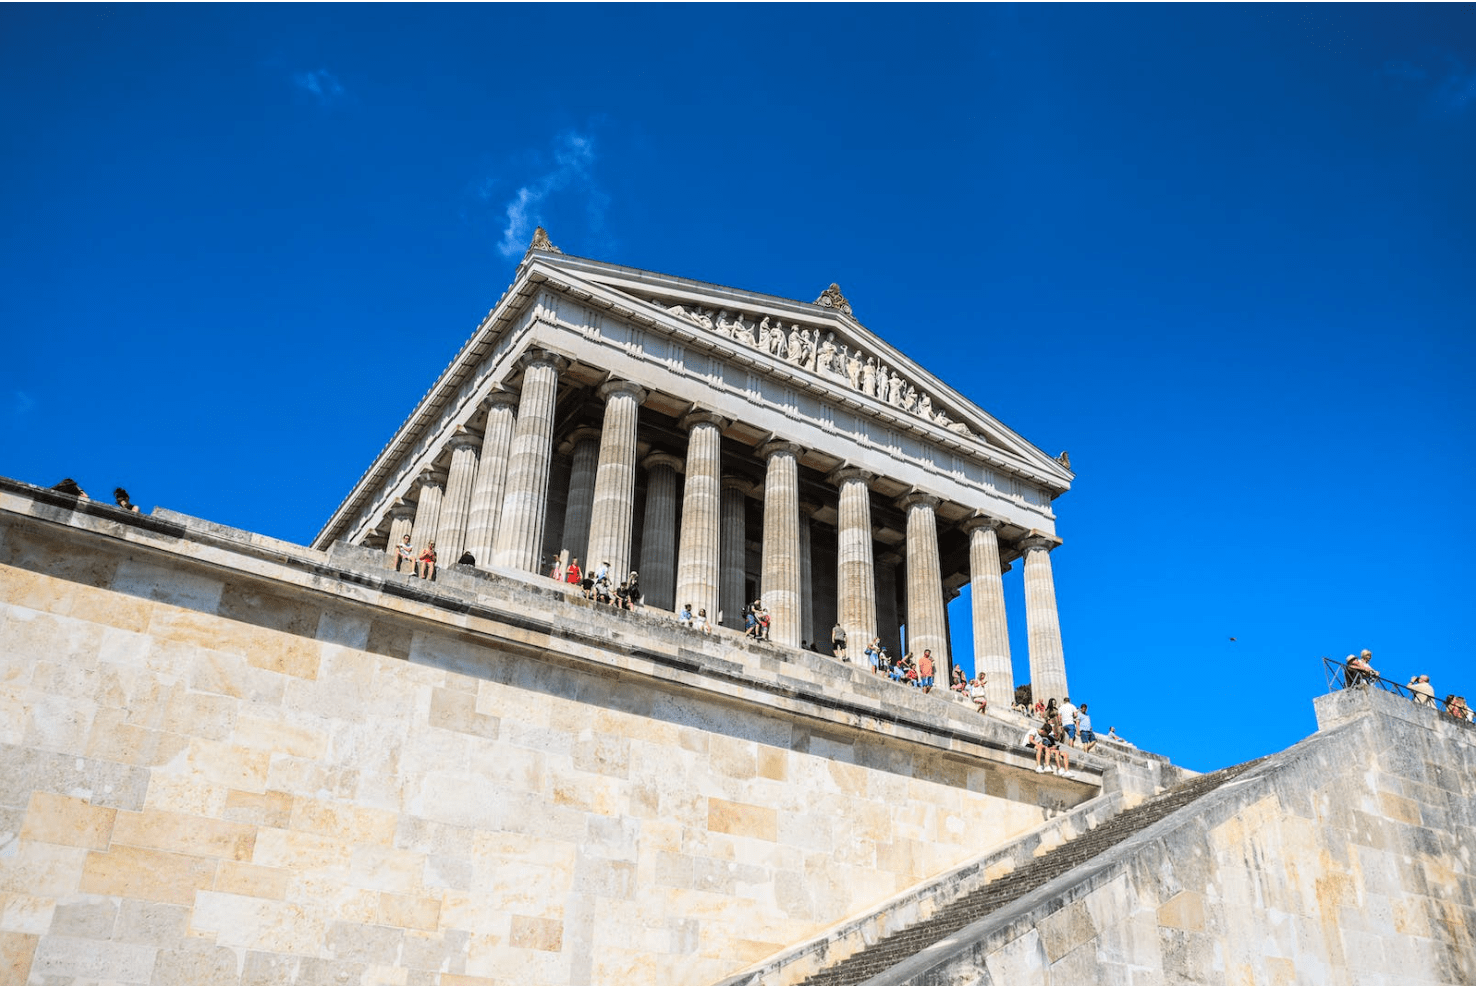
top-left (565, 558), bottom-right (582, 589)
top-left (918, 650), bottom-right (935, 693)
top-left (416, 541), bottom-right (437, 580)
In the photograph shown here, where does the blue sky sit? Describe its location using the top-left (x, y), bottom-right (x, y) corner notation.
top-left (3, 5), bottom-right (1473, 772)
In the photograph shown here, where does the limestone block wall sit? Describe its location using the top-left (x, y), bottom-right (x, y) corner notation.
top-left (873, 686), bottom-right (1476, 986)
top-left (0, 484), bottom-right (1100, 986)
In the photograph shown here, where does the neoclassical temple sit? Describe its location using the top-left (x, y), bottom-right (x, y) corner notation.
top-left (314, 229), bottom-right (1076, 707)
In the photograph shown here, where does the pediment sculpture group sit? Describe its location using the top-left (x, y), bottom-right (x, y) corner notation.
top-left (655, 298), bottom-right (973, 437)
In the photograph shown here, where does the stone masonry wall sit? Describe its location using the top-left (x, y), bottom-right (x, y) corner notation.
top-left (0, 484), bottom-right (1100, 986)
top-left (872, 686), bottom-right (1476, 986)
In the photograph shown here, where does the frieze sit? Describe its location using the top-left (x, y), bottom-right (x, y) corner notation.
top-left (646, 294), bottom-right (974, 440)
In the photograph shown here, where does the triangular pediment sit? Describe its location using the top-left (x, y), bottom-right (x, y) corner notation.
top-left (528, 252), bottom-right (1072, 487)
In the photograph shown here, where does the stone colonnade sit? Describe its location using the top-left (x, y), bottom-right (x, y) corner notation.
top-left (379, 348), bottom-right (1072, 703)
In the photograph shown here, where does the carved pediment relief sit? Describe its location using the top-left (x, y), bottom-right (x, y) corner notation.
top-left (619, 290), bottom-right (978, 442)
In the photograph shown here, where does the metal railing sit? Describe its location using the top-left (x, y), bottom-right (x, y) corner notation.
top-left (1323, 656), bottom-right (1472, 729)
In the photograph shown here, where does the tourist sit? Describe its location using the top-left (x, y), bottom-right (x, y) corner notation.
top-left (415, 541), bottom-right (437, 580)
top-left (678, 604), bottom-right (694, 628)
top-left (51, 478), bottom-right (88, 499)
top-left (1446, 695), bottom-right (1471, 722)
top-left (744, 603), bottom-right (758, 638)
top-left (1346, 650), bottom-right (1378, 685)
top-left (904, 656), bottom-right (919, 687)
top-left (615, 581), bottom-right (632, 610)
top-left (1060, 696), bottom-right (1078, 747)
top-left (697, 608), bottom-right (713, 634)
top-left (594, 574), bottom-right (613, 605)
top-left (970, 672), bottom-right (988, 714)
top-left (1107, 726), bottom-right (1134, 746)
top-left (950, 665), bottom-right (968, 695)
top-left (113, 487), bottom-right (140, 512)
top-left (457, 551), bottom-right (475, 566)
top-left (395, 534), bottom-right (414, 572)
top-left (1409, 675), bottom-right (1435, 706)
top-left (565, 557), bottom-right (582, 591)
top-left (866, 638), bottom-right (882, 674)
top-left (832, 622), bottom-right (847, 661)
top-left (1052, 729), bottom-right (1071, 778)
top-left (1078, 703), bottom-right (1097, 751)
top-left (1034, 724), bottom-right (1058, 773)
top-left (918, 650), bottom-right (934, 693)
top-left (756, 606), bottom-right (771, 641)
top-left (627, 571), bottom-right (642, 609)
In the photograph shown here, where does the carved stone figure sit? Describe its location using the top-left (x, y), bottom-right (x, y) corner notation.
top-left (845, 349), bottom-right (862, 389)
top-left (861, 358), bottom-right (877, 397)
top-left (949, 421), bottom-right (972, 436)
top-left (814, 283), bottom-right (854, 317)
top-left (803, 329), bottom-right (818, 372)
top-left (768, 323), bottom-right (787, 357)
top-left (786, 325), bottom-right (805, 364)
top-left (528, 226), bottom-right (562, 254)
top-left (932, 407), bottom-right (950, 428)
top-left (757, 316), bottom-right (771, 350)
top-left (888, 373), bottom-right (906, 407)
top-left (918, 394), bottom-right (933, 419)
top-left (734, 314), bottom-right (756, 348)
top-left (1056, 450), bottom-right (1072, 469)
top-left (902, 385), bottom-right (918, 413)
top-left (816, 333), bottom-right (839, 377)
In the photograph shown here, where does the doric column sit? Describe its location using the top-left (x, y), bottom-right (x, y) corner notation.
top-left (383, 499), bottom-right (416, 566)
top-left (965, 516), bottom-right (1014, 710)
top-left (408, 470), bottom-right (447, 556)
top-left (464, 391), bottom-right (519, 566)
top-left (639, 453), bottom-right (683, 610)
top-left (899, 492), bottom-right (949, 675)
top-left (491, 349), bottom-right (567, 572)
top-left (560, 427), bottom-right (602, 566)
top-left (830, 468), bottom-right (877, 654)
top-left (674, 411), bottom-right (728, 619)
top-left (586, 381), bottom-right (647, 581)
top-left (434, 428), bottom-right (482, 560)
top-left (1021, 534), bottom-right (1069, 705)
top-left (719, 478), bottom-right (750, 629)
top-left (760, 441), bottom-right (804, 648)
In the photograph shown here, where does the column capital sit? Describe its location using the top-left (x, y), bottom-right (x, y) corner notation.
top-left (445, 427), bottom-right (483, 453)
top-left (1019, 533), bottom-right (1062, 553)
top-left (415, 469), bottom-right (448, 491)
top-left (962, 513), bottom-right (1004, 535)
top-left (560, 426), bottom-right (603, 455)
top-left (597, 378), bottom-right (648, 404)
top-left (387, 498), bottom-right (417, 520)
top-left (480, 389), bottom-right (520, 413)
top-left (680, 409), bottom-right (730, 433)
top-left (826, 466), bottom-right (875, 488)
top-left (758, 439), bottom-right (804, 462)
top-left (721, 476), bottom-right (753, 494)
top-left (518, 348), bottom-right (568, 374)
top-left (897, 491), bottom-right (941, 512)
top-left (642, 451), bottom-right (685, 474)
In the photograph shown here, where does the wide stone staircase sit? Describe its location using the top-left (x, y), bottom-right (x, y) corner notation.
top-left (796, 757), bottom-right (1269, 986)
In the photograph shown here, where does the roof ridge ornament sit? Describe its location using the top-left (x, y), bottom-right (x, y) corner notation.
top-left (528, 226), bottom-right (562, 255)
top-left (814, 283), bottom-right (853, 318)
top-left (1055, 451), bottom-right (1071, 470)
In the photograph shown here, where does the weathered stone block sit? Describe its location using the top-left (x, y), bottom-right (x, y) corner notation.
top-left (20, 791), bottom-right (116, 849)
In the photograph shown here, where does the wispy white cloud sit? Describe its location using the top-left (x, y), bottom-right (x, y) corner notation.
top-left (494, 132), bottom-right (601, 257)
top-left (293, 69), bottom-right (346, 105)
top-left (1383, 54), bottom-right (1476, 114)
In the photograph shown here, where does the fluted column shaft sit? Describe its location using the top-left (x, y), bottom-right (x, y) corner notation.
top-left (798, 510), bottom-right (814, 644)
top-left (435, 431), bottom-right (481, 560)
top-left (833, 469), bottom-right (878, 652)
top-left (586, 381), bottom-right (646, 580)
top-left (409, 472), bottom-right (447, 556)
top-left (901, 493), bottom-right (949, 675)
top-left (674, 412), bottom-right (727, 619)
top-left (639, 454), bottom-right (683, 610)
top-left (384, 501), bottom-right (416, 565)
top-left (966, 517), bottom-right (1014, 709)
top-left (719, 478), bottom-right (750, 629)
top-left (1022, 536), bottom-right (1069, 705)
top-left (561, 427), bottom-right (601, 566)
top-left (492, 350), bottom-right (567, 572)
top-left (761, 442), bottom-right (804, 648)
top-left (464, 392), bottom-right (519, 566)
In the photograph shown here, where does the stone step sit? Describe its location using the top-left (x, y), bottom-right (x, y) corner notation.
top-left (795, 758), bottom-right (1266, 986)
